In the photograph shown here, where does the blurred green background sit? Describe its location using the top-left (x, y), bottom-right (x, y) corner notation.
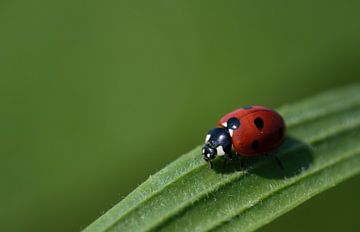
top-left (1, 0), bottom-right (359, 231)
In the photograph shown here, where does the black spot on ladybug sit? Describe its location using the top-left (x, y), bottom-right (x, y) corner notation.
top-left (252, 140), bottom-right (259, 150)
top-left (227, 117), bottom-right (240, 130)
top-left (254, 117), bottom-right (264, 130)
top-left (243, 106), bottom-right (252, 110)
top-left (278, 127), bottom-right (284, 138)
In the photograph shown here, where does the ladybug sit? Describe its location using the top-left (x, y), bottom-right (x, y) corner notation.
top-left (202, 105), bottom-right (286, 168)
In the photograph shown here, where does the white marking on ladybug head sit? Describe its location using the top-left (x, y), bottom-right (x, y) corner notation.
top-left (222, 122), bottom-right (227, 127)
top-left (205, 134), bottom-right (211, 143)
top-left (216, 146), bottom-right (225, 156)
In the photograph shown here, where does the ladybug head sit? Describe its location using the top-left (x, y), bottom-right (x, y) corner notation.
top-left (202, 127), bottom-right (232, 167)
top-left (202, 144), bottom-right (217, 162)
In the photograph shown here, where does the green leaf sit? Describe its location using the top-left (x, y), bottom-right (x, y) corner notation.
top-left (84, 84), bottom-right (360, 232)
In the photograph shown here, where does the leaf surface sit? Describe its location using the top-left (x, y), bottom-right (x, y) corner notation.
top-left (84, 84), bottom-right (360, 232)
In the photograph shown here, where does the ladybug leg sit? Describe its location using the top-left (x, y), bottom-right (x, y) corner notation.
top-left (222, 153), bottom-right (233, 169)
top-left (239, 157), bottom-right (244, 169)
top-left (274, 156), bottom-right (284, 170)
top-left (227, 152), bottom-right (234, 161)
top-left (222, 157), bottom-right (228, 169)
top-left (267, 153), bottom-right (284, 170)
top-left (233, 152), bottom-right (244, 170)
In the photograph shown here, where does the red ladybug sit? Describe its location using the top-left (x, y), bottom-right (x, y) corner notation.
top-left (202, 106), bottom-right (286, 168)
